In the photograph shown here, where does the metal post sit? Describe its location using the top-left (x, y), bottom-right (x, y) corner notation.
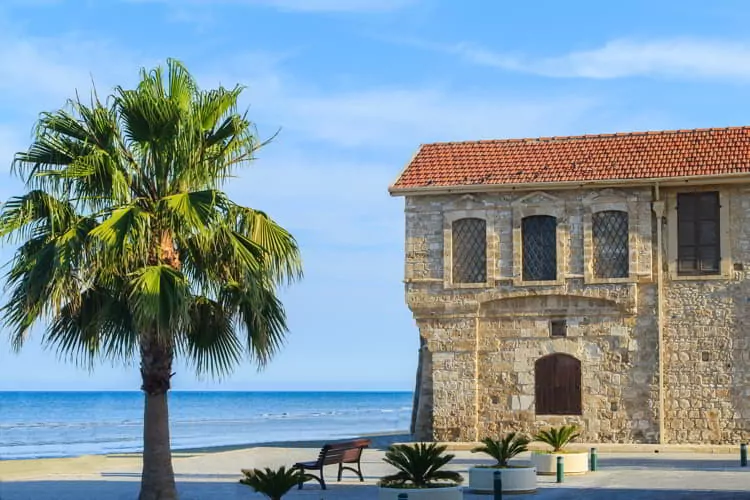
top-left (493, 469), bottom-right (503, 500)
top-left (556, 456), bottom-right (564, 483)
top-left (590, 447), bottom-right (598, 471)
top-left (741, 443), bottom-right (748, 467)
top-left (397, 494), bottom-right (408, 500)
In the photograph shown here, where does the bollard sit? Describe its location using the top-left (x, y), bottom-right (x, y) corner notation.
top-left (556, 455), bottom-right (564, 483)
top-left (493, 469), bottom-right (503, 500)
top-left (590, 447), bottom-right (598, 472)
top-left (741, 443), bottom-right (748, 467)
top-left (397, 494), bottom-right (408, 500)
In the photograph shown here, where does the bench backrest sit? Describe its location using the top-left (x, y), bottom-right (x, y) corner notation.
top-left (316, 438), bottom-right (371, 465)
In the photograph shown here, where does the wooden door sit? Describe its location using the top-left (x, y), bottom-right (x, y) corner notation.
top-left (535, 354), bottom-right (582, 415)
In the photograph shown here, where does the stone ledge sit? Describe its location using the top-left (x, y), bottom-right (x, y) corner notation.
top-left (393, 441), bottom-right (744, 454)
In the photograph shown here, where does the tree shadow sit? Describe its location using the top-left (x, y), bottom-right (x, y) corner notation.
top-left (527, 487), bottom-right (750, 499)
top-left (100, 472), bottom-right (241, 479)
top-left (170, 432), bottom-right (410, 454)
top-left (0, 479), bottom-right (371, 500)
top-left (3, 479), bottom-right (750, 499)
top-left (599, 456), bottom-right (742, 471)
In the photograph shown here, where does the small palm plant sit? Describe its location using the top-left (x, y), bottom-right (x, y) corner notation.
top-left (240, 466), bottom-right (307, 500)
top-left (533, 425), bottom-right (581, 453)
top-left (380, 442), bottom-right (464, 488)
top-left (471, 432), bottom-right (530, 467)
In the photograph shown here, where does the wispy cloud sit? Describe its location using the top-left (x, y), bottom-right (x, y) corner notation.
top-left (202, 51), bottom-right (601, 149)
top-left (126, 0), bottom-right (416, 13)
top-left (224, 148), bottom-right (401, 247)
top-left (0, 25), bottom-right (148, 115)
top-left (278, 88), bottom-right (599, 147)
top-left (410, 37), bottom-right (750, 81)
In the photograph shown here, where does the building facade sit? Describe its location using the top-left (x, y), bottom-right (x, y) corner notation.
top-left (389, 127), bottom-right (750, 444)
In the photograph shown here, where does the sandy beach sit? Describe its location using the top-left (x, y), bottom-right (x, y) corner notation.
top-left (0, 432), bottom-right (409, 499)
top-left (1, 433), bottom-right (750, 499)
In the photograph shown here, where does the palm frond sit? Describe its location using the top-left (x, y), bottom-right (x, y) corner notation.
top-left (157, 189), bottom-right (225, 234)
top-left (229, 204), bottom-right (302, 285)
top-left (221, 280), bottom-right (288, 368)
top-left (14, 99), bottom-right (134, 207)
top-left (179, 296), bottom-right (242, 378)
top-left (0, 190), bottom-right (77, 242)
top-left (127, 265), bottom-right (190, 337)
top-left (45, 285), bottom-right (137, 368)
top-left (88, 205), bottom-right (150, 262)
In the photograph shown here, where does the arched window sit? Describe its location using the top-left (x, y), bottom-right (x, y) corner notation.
top-left (522, 215), bottom-right (557, 281)
top-left (452, 218), bottom-right (486, 284)
top-left (592, 210), bottom-right (629, 278)
top-left (535, 354), bottom-right (581, 415)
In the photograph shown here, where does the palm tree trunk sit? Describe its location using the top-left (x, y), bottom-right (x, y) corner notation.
top-left (139, 334), bottom-right (177, 500)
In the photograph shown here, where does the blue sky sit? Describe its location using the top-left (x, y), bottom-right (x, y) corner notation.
top-left (0, 0), bottom-right (749, 391)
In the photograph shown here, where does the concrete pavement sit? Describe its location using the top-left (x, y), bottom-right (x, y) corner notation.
top-left (1, 445), bottom-right (749, 499)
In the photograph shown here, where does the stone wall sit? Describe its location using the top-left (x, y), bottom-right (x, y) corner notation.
top-left (402, 185), bottom-right (750, 444)
top-left (660, 186), bottom-right (750, 443)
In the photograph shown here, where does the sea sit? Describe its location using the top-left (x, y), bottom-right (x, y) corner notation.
top-left (0, 391), bottom-right (413, 460)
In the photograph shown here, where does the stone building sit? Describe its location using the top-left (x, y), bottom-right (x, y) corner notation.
top-left (389, 127), bottom-right (750, 445)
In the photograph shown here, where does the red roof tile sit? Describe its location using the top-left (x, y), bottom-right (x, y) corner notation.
top-left (389, 127), bottom-right (750, 193)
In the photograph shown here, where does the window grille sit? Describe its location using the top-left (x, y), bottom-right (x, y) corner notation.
top-left (522, 215), bottom-right (557, 281)
top-left (452, 218), bottom-right (486, 283)
top-left (592, 210), bottom-right (629, 278)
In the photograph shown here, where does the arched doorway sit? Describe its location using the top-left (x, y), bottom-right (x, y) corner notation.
top-left (535, 353), bottom-right (582, 415)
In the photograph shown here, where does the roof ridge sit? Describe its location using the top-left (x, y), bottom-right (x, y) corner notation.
top-left (423, 125), bottom-right (750, 147)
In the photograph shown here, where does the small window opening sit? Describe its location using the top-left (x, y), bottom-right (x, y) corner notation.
top-left (550, 319), bottom-right (567, 338)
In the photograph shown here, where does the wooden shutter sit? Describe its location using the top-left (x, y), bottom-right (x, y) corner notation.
top-left (535, 354), bottom-right (582, 415)
top-left (677, 192), bottom-right (720, 276)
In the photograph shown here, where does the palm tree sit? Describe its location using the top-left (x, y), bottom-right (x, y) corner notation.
top-left (0, 59), bottom-right (302, 500)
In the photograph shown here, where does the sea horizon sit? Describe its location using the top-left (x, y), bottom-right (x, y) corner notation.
top-left (0, 390), bottom-right (414, 460)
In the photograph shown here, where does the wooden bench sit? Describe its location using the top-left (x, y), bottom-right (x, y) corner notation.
top-left (293, 438), bottom-right (371, 490)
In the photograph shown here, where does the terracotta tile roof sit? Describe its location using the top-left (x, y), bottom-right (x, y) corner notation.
top-left (390, 127), bottom-right (750, 193)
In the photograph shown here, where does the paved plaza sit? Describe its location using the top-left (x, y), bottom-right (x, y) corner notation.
top-left (1, 444), bottom-right (749, 499)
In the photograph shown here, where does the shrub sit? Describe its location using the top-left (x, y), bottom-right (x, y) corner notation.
top-left (533, 425), bottom-right (581, 453)
top-left (240, 466), bottom-right (307, 500)
top-left (380, 442), bottom-right (463, 488)
top-left (471, 432), bottom-right (530, 467)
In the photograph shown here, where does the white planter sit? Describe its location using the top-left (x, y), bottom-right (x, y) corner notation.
top-left (378, 485), bottom-right (463, 500)
top-left (531, 451), bottom-right (589, 475)
top-left (468, 465), bottom-right (537, 494)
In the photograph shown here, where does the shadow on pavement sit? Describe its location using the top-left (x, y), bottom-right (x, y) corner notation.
top-left (2, 479), bottom-right (750, 500)
top-left (599, 457), bottom-right (743, 470)
top-left (525, 487), bottom-right (750, 499)
top-left (0, 479), bottom-right (369, 500)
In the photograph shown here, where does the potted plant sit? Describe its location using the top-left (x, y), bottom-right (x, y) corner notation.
top-left (467, 432), bottom-right (537, 493)
top-left (240, 466), bottom-right (310, 500)
top-left (378, 442), bottom-right (464, 500)
top-left (531, 425), bottom-right (588, 475)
